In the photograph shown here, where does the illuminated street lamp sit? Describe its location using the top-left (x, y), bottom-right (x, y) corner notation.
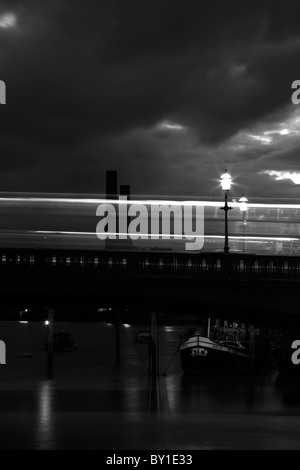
top-left (220, 170), bottom-right (232, 253)
top-left (239, 195), bottom-right (248, 253)
top-left (239, 195), bottom-right (248, 214)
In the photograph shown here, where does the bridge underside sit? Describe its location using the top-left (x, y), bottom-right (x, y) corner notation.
top-left (0, 268), bottom-right (300, 329)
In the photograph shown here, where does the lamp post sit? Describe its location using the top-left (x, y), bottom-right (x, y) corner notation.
top-left (239, 195), bottom-right (248, 253)
top-left (220, 170), bottom-right (232, 253)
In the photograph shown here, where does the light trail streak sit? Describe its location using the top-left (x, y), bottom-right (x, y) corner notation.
top-left (1, 196), bottom-right (300, 210)
top-left (33, 230), bottom-right (299, 242)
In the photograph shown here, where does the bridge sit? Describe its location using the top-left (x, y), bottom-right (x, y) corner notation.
top-left (1, 247), bottom-right (300, 328)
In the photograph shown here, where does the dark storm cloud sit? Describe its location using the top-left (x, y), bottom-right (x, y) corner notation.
top-left (1, 0), bottom-right (300, 195)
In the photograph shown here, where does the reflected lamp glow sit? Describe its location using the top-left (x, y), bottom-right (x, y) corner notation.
top-left (220, 170), bottom-right (232, 192)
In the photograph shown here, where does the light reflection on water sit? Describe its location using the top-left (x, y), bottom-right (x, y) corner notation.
top-left (35, 381), bottom-right (56, 450)
top-left (0, 321), bottom-right (300, 449)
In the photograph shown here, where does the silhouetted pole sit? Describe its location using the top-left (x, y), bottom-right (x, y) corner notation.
top-left (150, 311), bottom-right (157, 376)
top-left (149, 313), bottom-right (159, 411)
top-left (115, 308), bottom-right (121, 364)
top-left (243, 218), bottom-right (246, 253)
top-left (221, 190), bottom-right (232, 253)
top-left (157, 322), bottom-right (160, 375)
top-left (249, 324), bottom-right (255, 371)
top-left (47, 308), bottom-right (54, 378)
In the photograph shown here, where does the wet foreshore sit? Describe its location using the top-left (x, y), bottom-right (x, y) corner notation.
top-left (0, 321), bottom-right (300, 450)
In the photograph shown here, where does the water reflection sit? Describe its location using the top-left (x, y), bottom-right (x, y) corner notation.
top-left (34, 381), bottom-right (56, 450)
top-left (2, 321), bottom-right (300, 449)
top-left (176, 373), bottom-right (276, 414)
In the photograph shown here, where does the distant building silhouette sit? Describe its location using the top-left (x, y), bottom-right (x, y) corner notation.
top-left (105, 171), bottom-right (132, 250)
top-left (120, 184), bottom-right (132, 250)
top-left (120, 185), bottom-right (130, 199)
top-left (106, 170), bottom-right (118, 200)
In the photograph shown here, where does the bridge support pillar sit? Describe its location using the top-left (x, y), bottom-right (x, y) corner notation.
top-left (47, 308), bottom-right (54, 379)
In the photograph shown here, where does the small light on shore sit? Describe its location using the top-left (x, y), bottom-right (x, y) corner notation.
top-left (45, 320), bottom-right (50, 326)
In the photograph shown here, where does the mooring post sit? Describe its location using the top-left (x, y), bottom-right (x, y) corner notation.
top-left (249, 324), bottom-right (255, 371)
top-left (157, 321), bottom-right (160, 375)
top-left (115, 308), bottom-right (121, 364)
top-left (150, 311), bottom-right (157, 376)
top-left (47, 308), bottom-right (54, 379)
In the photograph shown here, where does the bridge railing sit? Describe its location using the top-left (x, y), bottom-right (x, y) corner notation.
top-left (1, 248), bottom-right (300, 280)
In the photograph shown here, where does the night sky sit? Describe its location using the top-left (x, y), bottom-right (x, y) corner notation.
top-left (1, 0), bottom-right (300, 200)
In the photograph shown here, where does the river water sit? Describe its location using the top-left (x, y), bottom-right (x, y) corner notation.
top-left (0, 321), bottom-right (300, 450)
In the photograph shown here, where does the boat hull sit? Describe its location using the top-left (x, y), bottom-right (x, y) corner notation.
top-left (180, 336), bottom-right (250, 375)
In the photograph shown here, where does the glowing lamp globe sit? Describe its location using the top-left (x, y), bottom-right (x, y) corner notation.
top-left (220, 170), bottom-right (232, 191)
top-left (239, 195), bottom-right (248, 212)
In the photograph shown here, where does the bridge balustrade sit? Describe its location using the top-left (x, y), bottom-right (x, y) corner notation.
top-left (0, 249), bottom-right (300, 280)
